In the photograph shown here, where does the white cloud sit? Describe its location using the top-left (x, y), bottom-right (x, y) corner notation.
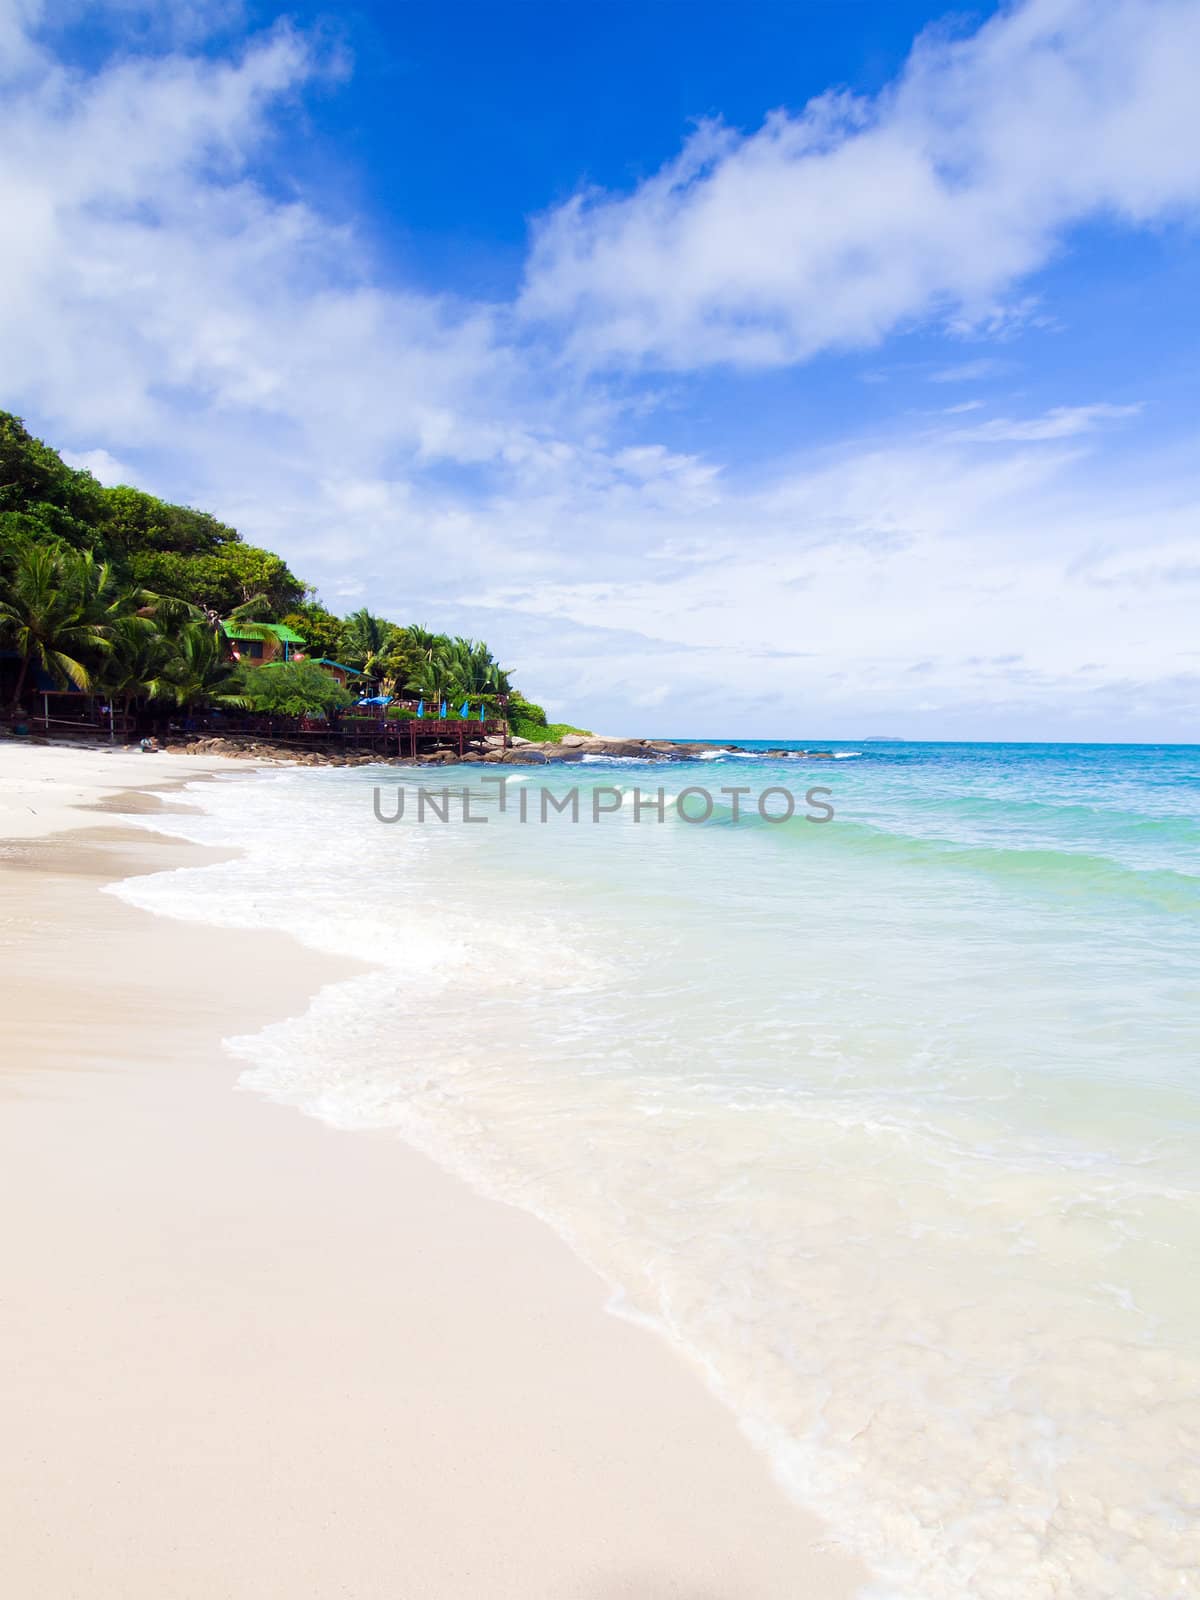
top-left (928, 358), bottom-right (1013, 384)
top-left (0, 0), bottom-right (1197, 739)
top-left (520, 0), bottom-right (1200, 371)
top-left (60, 447), bottom-right (131, 485)
top-left (0, 8), bottom-right (535, 471)
top-left (460, 426), bottom-right (1200, 737)
top-left (949, 403), bottom-right (1142, 442)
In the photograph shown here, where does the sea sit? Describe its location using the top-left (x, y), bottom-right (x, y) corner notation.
top-left (112, 740), bottom-right (1200, 1599)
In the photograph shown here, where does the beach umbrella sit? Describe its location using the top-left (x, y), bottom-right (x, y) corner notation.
top-left (417, 699), bottom-right (425, 717)
top-left (440, 698), bottom-right (447, 718)
top-left (460, 699), bottom-right (469, 718)
top-left (478, 703), bottom-right (485, 722)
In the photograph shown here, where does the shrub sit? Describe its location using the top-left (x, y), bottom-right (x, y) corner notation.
top-left (511, 718), bottom-right (593, 742)
top-left (241, 659), bottom-right (352, 718)
top-left (506, 692), bottom-right (547, 726)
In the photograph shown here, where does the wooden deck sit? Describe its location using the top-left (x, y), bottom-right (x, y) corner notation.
top-left (218, 715), bottom-right (509, 757)
top-left (7, 701), bottom-right (509, 757)
top-left (331, 716), bottom-right (507, 752)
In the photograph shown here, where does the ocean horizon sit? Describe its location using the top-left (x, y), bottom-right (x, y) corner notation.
top-left (114, 738), bottom-right (1200, 1600)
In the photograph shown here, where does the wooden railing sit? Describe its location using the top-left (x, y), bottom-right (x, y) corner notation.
top-left (4, 708), bottom-right (509, 750)
top-left (185, 715), bottom-right (509, 751)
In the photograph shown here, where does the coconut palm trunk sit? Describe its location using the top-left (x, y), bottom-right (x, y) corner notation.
top-left (9, 654), bottom-right (30, 717)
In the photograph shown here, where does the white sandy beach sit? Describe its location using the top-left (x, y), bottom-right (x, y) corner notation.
top-left (0, 742), bottom-right (866, 1600)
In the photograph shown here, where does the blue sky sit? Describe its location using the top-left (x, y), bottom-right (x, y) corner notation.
top-left (3, 0), bottom-right (1199, 738)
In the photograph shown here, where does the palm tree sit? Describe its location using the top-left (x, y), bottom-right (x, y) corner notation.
top-left (144, 590), bottom-right (275, 657)
top-left (147, 621), bottom-right (249, 712)
top-left (403, 637), bottom-right (512, 713)
top-left (439, 636), bottom-right (512, 701)
top-left (402, 624), bottom-right (441, 665)
top-left (404, 659), bottom-right (443, 705)
top-left (193, 591), bottom-right (273, 637)
top-left (99, 615), bottom-right (173, 735)
top-left (0, 545), bottom-right (121, 714)
top-left (340, 608), bottom-right (398, 681)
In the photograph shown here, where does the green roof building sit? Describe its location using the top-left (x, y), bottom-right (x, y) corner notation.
top-left (220, 621), bottom-right (306, 665)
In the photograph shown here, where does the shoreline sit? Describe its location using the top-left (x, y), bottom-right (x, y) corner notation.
top-left (5, 728), bottom-right (838, 770)
top-left (0, 743), bottom-right (867, 1599)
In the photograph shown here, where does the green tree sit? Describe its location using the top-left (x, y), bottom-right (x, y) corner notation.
top-left (404, 659), bottom-right (443, 703)
top-left (0, 545), bottom-right (124, 713)
top-left (240, 659), bottom-right (352, 719)
top-left (98, 615), bottom-right (173, 734)
top-left (101, 485), bottom-right (239, 558)
top-left (439, 636), bottom-right (512, 697)
top-left (0, 511), bottom-right (62, 586)
top-left (0, 412), bottom-right (107, 551)
top-left (401, 624), bottom-right (442, 664)
top-left (375, 629), bottom-right (424, 696)
top-left (126, 542), bottom-right (305, 620)
top-left (146, 622), bottom-right (249, 713)
top-left (402, 636), bottom-right (512, 710)
top-left (281, 600), bottom-right (342, 662)
top-left (506, 692), bottom-right (547, 728)
top-left (338, 608), bottom-right (401, 680)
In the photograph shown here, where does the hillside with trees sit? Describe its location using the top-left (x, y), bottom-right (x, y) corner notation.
top-left (0, 411), bottom-right (582, 741)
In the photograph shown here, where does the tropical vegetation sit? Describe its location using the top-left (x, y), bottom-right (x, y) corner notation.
top-left (235, 659), bottom-right (351, 720)
top-left (503, 693), bottom-right (590, 742)
top-left (0, 411), bottom-right (589, 734)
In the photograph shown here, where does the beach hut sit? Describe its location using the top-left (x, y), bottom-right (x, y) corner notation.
top-left (310, 659), bottom-right (364, 690)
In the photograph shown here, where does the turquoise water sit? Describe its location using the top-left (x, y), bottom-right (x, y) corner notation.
top-left (116, 742), bottom-right (1200, 1599)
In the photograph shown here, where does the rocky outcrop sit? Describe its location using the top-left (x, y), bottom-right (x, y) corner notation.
top-left (498, 746), bottom-right (549, 764)
top-left (173, 736), bottom-right (366, 766)
top-left (170, 733), bottom-right (836, 768)
top-left (532, 744), bottom-right (584, 762)
top-left (552, 737), bottom-right (740, 761)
